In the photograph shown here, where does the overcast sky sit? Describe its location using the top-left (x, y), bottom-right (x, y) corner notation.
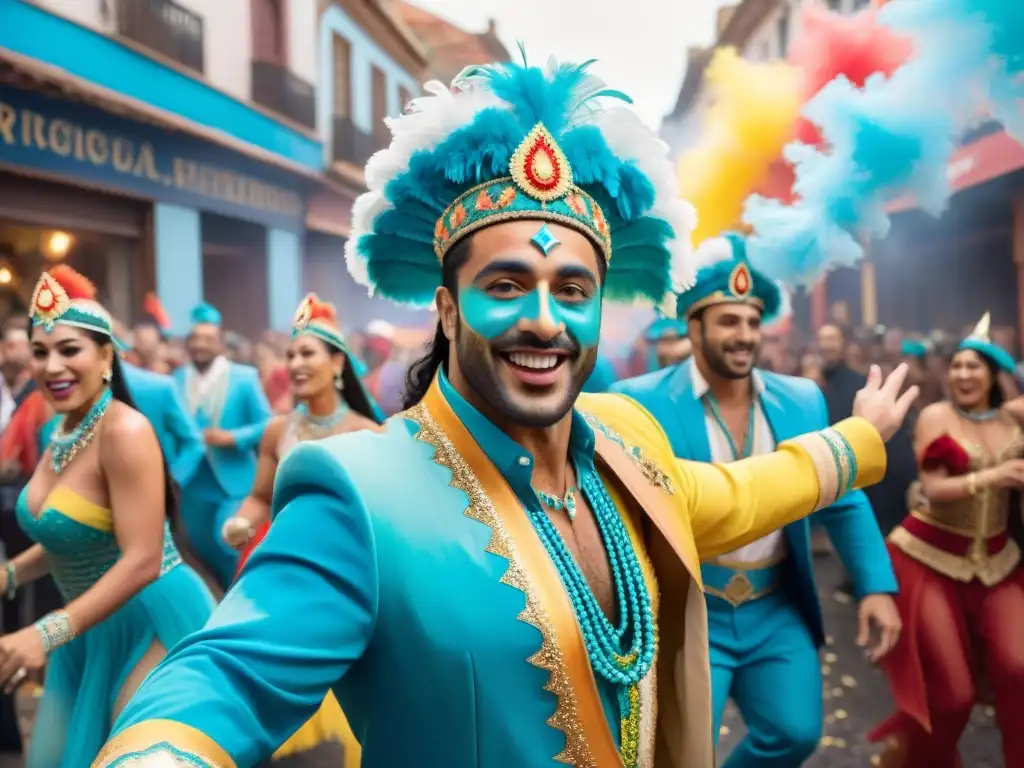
top-left (406, 0), bottom-right (730, 129)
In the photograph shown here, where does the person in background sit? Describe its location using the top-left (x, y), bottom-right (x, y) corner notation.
top-left (3, 266), bottom-right (214, 765)
top-left (798, 349), bottom-right (824, 388)
top-left (0, 317), bottom-right (32, 431)
top-left (173, 303), bottom-right (272, 590)
top-left (128, 321), bottom-right (170, 375)
top-left (872, 313), bottom-right (1024, 768)
top-left (643, 316), bottom-right (691, 372)
top-left (822, 323), bottom-right (917, 550)
top-left (224, 332), bottom-right (254, 367)
top-left (221, 294), bottom-right (382, 768)
top-left (580, 349), bottom-right (618, 392)
top-left (614, 233), bottom-right (902, 768)
top-left (255, 339), bottom-right (291, 414)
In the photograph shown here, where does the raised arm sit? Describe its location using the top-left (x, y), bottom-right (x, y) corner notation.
top-left (221, 417), bottom-right (285, 549)
top-left (680, 416), bottom-right (887, 560)
top-left (94, 440), bottom-right (378, 767)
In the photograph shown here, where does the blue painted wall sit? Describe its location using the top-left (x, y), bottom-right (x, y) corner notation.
top-left (267, 228), bottom-right (303, 330)
top-left (2, 1), bottom-right (322, 171)
top-left (317, 6), bottom-right (420, 161)
top-left (154, 203), bottom-right (203, 335)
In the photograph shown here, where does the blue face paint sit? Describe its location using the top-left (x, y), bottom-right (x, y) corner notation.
top-left (460, 282), bottom-right (602, 348)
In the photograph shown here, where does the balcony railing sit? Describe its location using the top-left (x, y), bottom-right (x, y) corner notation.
top-left (332, 115), bottom-right (378, 168)
top-left (251, 61), bottom-right (317, 131)
top-left (114, 0), bottom-right (204, 74)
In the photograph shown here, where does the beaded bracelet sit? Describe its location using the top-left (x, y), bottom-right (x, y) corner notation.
top-left (34, 611), bottom-right (76, 655)
top-left (3, 562), bottom-right (15, 602)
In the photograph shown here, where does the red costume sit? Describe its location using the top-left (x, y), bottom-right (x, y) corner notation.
top-left (871, 432), bottom-right (1024, 767)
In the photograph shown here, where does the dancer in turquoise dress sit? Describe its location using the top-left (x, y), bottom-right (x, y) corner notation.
top-left (0, 265), bottom-right (214, 766)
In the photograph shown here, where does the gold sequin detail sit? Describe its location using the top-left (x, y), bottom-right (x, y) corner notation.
top-left (580, 412), bottom-right (675, 495)
top-left (404, 403), bottom-right (596, 766)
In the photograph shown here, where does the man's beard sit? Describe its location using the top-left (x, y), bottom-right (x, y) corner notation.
top-left (701, 326), bottom-right (757, 381)
top-left (454, 319), bottom-right (595, 428)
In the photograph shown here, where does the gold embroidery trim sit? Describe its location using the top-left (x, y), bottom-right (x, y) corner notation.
top-left (404, 402), bottom-right (606, 766)
top-left (786, 431), bottom-right (841, 510)
top-left (580, 412), bottom-right (676, 495)
top-left (887, 526), bottom-right (1021, 587)
top-left (92, 720), bottom-right (235, 767)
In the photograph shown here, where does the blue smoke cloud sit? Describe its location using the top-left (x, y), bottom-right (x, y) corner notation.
top-left (743, 0), bottom-right (1024, 287)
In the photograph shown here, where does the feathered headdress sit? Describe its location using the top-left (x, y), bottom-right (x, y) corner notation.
top-left (675, 232), bottom-right (785, 323)
top-left (292, 293), bottom-right (348, 352)
top-left (30, 265), bottom-right (115, 338)
top-left (345, 51), bottom-right (697, 314)
top-left (960, 312), bottom-right (1016, 374)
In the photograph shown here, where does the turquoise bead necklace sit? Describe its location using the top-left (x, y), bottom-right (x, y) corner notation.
top-left (704, 393), bottom-right (756, 459)
top-left (297, 400), bottom-right (350, 439)
top-left (50, 388), bottom-right (113, 475)
top-left (526, 467), bottom-right (656, 687)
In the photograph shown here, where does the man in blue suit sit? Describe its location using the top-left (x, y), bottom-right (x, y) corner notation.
top-left (613, 232), bottom-right (902, 767)
top-left (120, 361), bottom-right (204, 488)
top-left (174, 303), bottom-right (272, 589)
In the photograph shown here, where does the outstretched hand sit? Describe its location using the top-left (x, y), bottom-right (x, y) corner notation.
top-left (852, 364), bottom-right (919, 442)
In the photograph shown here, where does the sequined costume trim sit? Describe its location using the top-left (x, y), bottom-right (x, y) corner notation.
top-left (406, 396), bottom-right (621, 766)
top-left (580, 412), bottom-right (675, 496)
top-left (92, 720), bottom-right (235, 767)
top-left (887, 525), bottom-right (1020, 586)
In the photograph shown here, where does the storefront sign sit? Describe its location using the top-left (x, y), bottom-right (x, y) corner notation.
top-left (0, 85), bottom-right (307, 231)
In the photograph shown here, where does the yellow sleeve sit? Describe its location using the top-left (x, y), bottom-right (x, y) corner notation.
top-left (678, 417), bottom-right (885, 561)
top-left (577, 393), bottom-right (887, 562)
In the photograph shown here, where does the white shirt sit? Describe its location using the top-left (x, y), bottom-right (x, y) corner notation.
top-left (185, 355), bottom-right (230, 420)
top-left (0, 377), bottom-right (14, 431)
top-left (691, 364), bottom-right (787, 566)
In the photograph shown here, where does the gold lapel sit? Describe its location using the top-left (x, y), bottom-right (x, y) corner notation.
top-left (589, 422), bottom-right (702, 588)
top-left (418, 382), bottom-right (623, 767)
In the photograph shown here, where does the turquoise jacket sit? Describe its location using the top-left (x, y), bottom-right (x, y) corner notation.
top-left (612, 359), bottom-right (897, 644)
top-left (97, 370), bottom-right (893, 768)
top-left (123, 363), bottom-right (204, 487)
top-left (172, 362), bottom-right (271, 498)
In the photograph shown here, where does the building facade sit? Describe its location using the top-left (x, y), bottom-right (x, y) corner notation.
top-left (0, 0), bottom-right (327, 335)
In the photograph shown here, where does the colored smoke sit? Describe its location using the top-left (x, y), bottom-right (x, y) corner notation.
top-left (744, 0), bottom-right (1024, 287)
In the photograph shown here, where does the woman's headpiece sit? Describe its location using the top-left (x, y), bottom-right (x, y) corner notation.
top-left (346, 52), bottom-right (697, 314)
top-left (291, 293), bottom-right (347, 353)
top-left (30, 266), bottom-right (114, 338)
top-left (960, 312), bottom-right (1016, 374)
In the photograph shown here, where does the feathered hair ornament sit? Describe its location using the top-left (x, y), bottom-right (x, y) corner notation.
top-left (29, 265), bottom-right (115, 337)
top-left (292, 293), bottom-right (348, 353)
top-left (345, 50), bottom-right (697, 314)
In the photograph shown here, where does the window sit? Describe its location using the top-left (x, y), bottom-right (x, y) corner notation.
top-left (332, 33), bottom-right (352, 117)
top-left (251, 0), bottom-right (286, 65)
top-left (371, 66), bottom-right (388, 146)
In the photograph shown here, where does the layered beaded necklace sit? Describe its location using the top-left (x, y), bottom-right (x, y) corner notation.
top-left (527, 463), bottom-right (656, 765)
top-left (50, 388), bottom-right (113, 475)
top-left (296, 400), bottom-right (349, 440)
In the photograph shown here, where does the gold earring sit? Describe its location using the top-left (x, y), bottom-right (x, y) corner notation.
top-left (334, 371), bottom-right (343, 390)
top-left (103, 370), bottom-right (113, 384)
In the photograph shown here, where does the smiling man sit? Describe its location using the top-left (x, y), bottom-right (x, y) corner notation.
top-left (96, 60), bottom-right (915, 768)
top-left (614, 233), bottom-right (902, 768)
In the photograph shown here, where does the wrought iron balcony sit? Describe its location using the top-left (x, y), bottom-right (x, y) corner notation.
top-left (112, 0), bottom-right (204, 74)
top-left (251, 62), bottom-right (317, 130)
top-left (332, 115), bottom-right (379, 168)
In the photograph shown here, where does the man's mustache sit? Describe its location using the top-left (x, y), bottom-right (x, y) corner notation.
top-left (493, 330), bottom-right (578, 356)
top-left (723, 342), bottom-right (756, 353)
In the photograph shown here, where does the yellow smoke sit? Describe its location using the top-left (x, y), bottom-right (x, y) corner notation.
top-left (678, 48), bottom-right (803, 246)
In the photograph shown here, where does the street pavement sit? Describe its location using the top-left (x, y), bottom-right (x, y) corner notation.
top-left (0, 553), bottom-right (1004, 767)
top-left (717, 551), bottom-right (1003, 767)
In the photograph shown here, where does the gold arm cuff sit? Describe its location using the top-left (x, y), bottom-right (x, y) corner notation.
top-left (92, 720), bottom-right (236, 768)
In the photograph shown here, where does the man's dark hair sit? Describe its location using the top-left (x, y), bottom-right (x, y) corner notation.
top-left (820, 322), bottom-right (849, 343)
top-left (402, 237), bottom-right (473, 409)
